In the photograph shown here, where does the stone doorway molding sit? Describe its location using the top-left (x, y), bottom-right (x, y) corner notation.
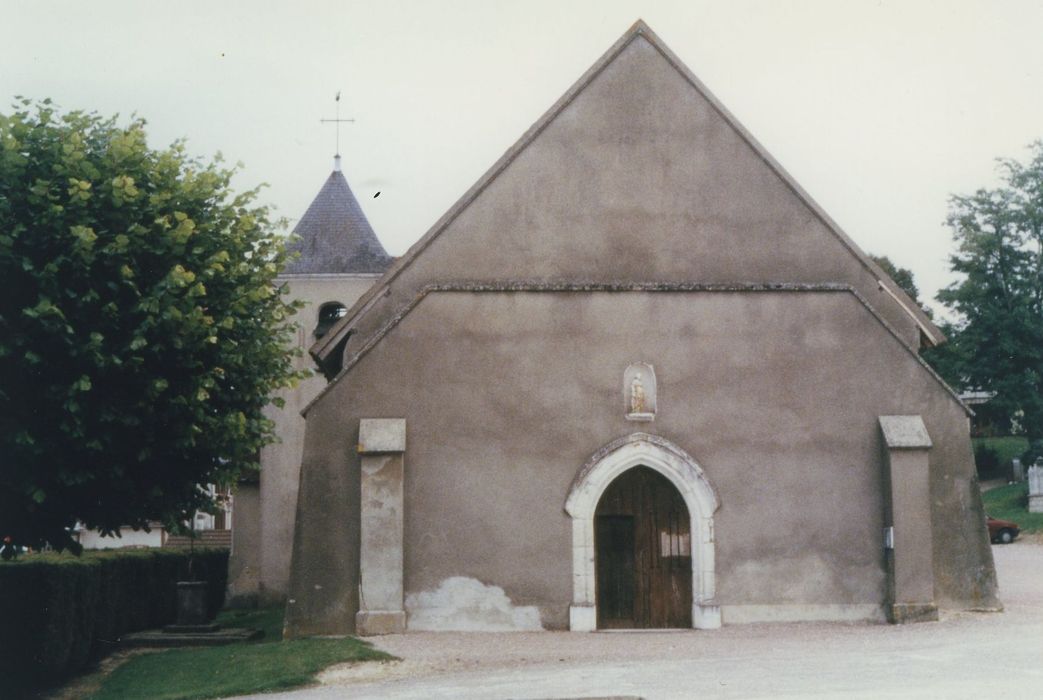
top-left (565, 433), bottom-right (721, 631)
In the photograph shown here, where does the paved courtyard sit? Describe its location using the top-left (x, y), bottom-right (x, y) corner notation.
top-left (245, 543), bottom-right (1043, 699)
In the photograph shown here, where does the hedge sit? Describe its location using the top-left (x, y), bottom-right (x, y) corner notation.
top-left (0, 548), bottom-right (228, 692)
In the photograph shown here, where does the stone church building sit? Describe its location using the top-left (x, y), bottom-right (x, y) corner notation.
top-left (284, 21), bottom-right (999, 636)
top-left (229, 156), bottom-right (392, 604)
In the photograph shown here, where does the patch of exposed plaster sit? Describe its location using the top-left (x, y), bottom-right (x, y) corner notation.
top-left (405, 577), bottom-right (543, 631)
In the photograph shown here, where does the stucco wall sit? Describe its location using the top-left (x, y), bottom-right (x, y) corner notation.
top-left (337, 33), bottom-right (927, 368)
top-left (286, 290), bottom-right (996, 635)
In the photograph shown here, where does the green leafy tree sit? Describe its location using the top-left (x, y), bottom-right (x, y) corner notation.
top-left (932, 142), bottom-right (1043, 444)
top-left (0, 100), bottom-right (302, 552)
top-left (919, 318), bottom-right (969, 389)
top-left (870, 254), bottom-right (925, 310)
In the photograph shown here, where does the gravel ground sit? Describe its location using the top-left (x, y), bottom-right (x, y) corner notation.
top-left (243, 543), bottom-right (1043, 699)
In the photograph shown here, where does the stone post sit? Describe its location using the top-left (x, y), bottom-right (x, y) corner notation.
top-left (1028, 464), bottom-right (1043, 513)
top-left (227, 477), bottom-right (261, 606)
top-left (879, 416), bottom-right (938, 624)
top-left (1012, 458), bottom-right (1024, 483)
top-left (355, 418), bottom-right (407, 635)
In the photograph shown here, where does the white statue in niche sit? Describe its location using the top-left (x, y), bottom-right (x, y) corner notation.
top-left (630, 373), bottom-right (647, 414)
top-left (624, 363), bottom-right (656, 421)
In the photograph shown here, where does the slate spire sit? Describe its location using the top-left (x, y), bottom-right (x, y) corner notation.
top-left (283, 158), bottom-right (392, 274)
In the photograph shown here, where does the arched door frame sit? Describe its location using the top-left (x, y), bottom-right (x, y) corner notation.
top-left (565, 433), bottom-right (721, 631)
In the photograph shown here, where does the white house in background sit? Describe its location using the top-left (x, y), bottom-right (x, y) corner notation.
top-left (74, 523), bottom-right (166, 549)
top-left (74, 485), bottom-right (233, 549)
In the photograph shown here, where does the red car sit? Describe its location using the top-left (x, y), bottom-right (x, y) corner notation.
top-left (987, 515), bottom-right (1019, 544)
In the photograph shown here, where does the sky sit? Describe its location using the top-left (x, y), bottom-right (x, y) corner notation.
top-left (4, 0), bottom-right (1043, 317)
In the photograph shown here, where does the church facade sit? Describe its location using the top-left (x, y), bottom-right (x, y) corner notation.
top-left (285, 22), bottom-right (999, 636)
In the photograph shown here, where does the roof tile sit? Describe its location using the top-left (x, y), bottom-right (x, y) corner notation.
top-left (283, 169), bottom-right (392, 274)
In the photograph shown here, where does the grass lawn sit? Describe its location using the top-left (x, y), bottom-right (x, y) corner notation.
top-left (982, 482), bottom-right (1043, 534)
top-left (90, 607), bottom-right (393, 700)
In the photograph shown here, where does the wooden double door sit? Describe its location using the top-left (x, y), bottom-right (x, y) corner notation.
top-left (595, 466), bottom-right (692, 629)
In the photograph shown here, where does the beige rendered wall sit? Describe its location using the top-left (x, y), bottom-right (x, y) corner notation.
top-left (230, 274), bottom-right (378, 604)
top-left (286, 290), bottom-right (997, 635)
top-left (338, 33), bottom-right (928, 367)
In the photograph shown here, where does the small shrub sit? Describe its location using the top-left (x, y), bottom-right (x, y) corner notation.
top-left (1020, 439), bottom-right (1043, 468)
top-left (974, 444), bottom-right (1001, 475)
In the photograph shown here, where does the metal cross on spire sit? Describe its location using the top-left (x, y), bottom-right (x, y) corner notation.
top-left (320, 91), bottom-right (354, 170)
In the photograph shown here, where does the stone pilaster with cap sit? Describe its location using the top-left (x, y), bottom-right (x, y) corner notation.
top-left (355, 419), bottom-right (407, 635)
top-left (879, 415), bottom-right (938, 623)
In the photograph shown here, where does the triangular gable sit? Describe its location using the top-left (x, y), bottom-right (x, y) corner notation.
top-left (312, 19), bottom-right (942, 372)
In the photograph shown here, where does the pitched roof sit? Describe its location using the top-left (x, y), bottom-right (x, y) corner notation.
top-left (283, 160), bottom-right (392, 275)
top-left (311, 19), bottom-right (944, 367)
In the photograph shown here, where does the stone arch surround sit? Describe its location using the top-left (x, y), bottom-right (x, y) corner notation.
top-left (564, 433), bottom-right (722, 631)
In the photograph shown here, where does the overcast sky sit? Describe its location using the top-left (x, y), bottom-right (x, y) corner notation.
top-left (4, 0), bottom-right (1043, 316)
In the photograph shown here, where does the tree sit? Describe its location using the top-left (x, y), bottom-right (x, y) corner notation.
top-left (870, 254), bottom-right (925, 310)
top-left (932, 142), bottom-right (1043, 445)
top-left (0, 100), bottom-right (302, 552)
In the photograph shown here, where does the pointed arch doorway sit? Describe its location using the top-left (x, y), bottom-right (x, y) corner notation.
top-left (565, 433), bottom-right (721, 631)
top-left (596, 466), bottom-right (691, 628)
